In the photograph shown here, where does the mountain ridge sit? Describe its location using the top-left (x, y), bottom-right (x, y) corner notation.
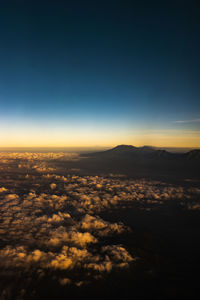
top-left (83, 144), bottom-right (200, 159)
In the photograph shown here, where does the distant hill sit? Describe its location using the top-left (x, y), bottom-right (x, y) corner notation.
top-left (86, 145), bottom-right (154, 156)
top-left (185, 149), bottom-right (200, 159)
top-left (83, 145), bottom-right (200, 160)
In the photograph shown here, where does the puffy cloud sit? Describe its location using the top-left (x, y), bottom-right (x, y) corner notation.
top-left (5, 193), bottom-right (19, 201)
top-left (102, 245), bottom-right (134, 266)
top-left (181, 200), bottom-right (200, 211)
top-left (59, 278), bottom-right (72, 286)
top-left (188, 203), bottom-right (200, 210)
top-left (50, 183), bottom-right (57, 190)
top-left (0, 187), bottom-right (8, 193)
top-left (0, 152), bottom-right (79, 161)
top-left (79, 214), bottom-right (129, 236)
top-left (0, 151), bottom-right (198, 294)
top-left (46, 227), bottom-right (97, 248)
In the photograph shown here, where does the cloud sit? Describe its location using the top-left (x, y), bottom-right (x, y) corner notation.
top-left (173, 118), bottom-right (200, 123)
top-left (79, 214), bottom-right (129, 236)
top-left (0, 187), bottom-right (8, 193)
top-left (59, 278), bottom-right (72, 286)
top-left (0, 151), bottom-right (199, 296)
top-left (50, 183), bottom-right (57, 190)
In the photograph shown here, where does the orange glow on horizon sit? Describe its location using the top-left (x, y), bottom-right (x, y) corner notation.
top-left (0, 129), bottom-right (199, 148)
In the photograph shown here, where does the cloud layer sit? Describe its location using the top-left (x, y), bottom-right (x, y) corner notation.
top-left (0, 152), bottom-right (199, 298)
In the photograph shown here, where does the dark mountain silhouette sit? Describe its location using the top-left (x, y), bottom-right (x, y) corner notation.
top-left (84, 145), bottom-right (200, 160)
top-left (184, 149), bottom-right (200, 159)
top-left (63, 144), bottom-right (200, 182)
top-left (85, 144), bottom-right (173, 159)
top-left (85, 144), bottom-right (153, 156)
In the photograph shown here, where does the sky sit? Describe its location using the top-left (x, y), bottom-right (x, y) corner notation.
top-left (0, 0), bottom-right (200, 147)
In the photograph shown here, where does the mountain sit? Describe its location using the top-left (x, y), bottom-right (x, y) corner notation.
top-left (185, 149), bottom-right (200, 159)
top-left (86, 144), bottom-right (172, 158)
top-left (84, 145), bottom-right (200, 160)
top-left (86, 145), bottom-right (154, 156)
top-left (77, 145), bottom-right (200, 181)
top-left (102, 144), bottom-right (138, 155)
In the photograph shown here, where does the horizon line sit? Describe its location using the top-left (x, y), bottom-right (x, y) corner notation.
top-left (0, 145), bottom-right (199, 149)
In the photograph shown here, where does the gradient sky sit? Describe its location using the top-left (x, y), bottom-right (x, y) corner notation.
top-left (0, 0), bottom-right (200, 147)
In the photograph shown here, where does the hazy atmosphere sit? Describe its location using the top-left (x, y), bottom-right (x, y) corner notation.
top-left (0, 0), bottom-right (200, 147)
top-left (0, 1), bottom-right (200, 299)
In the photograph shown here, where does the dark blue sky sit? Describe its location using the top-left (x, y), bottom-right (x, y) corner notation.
top-left (0, 0), bottom-right (200, 146)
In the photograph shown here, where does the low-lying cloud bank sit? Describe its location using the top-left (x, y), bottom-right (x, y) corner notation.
top-left (0, 153), bottom-right (199, 298)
